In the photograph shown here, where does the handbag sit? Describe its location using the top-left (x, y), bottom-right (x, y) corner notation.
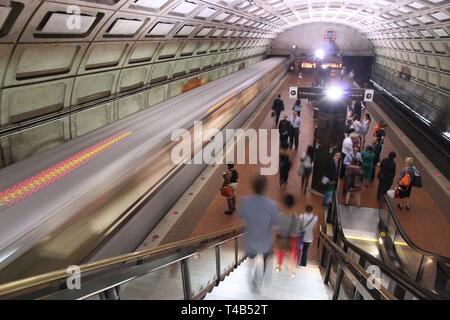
top-left (221, 185), bottom-right (233, 198)
top-left (321, 176), bottom-right (330, 185)
top-left (411, 168), bottom-right (422, 188)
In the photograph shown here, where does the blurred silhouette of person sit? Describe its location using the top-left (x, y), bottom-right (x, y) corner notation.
top-left (275, 194), bottom-right (299, 278)
top-left (279, 142), bottom-right (292, 189)
top-left (239, 175), bottom-right (278, 291)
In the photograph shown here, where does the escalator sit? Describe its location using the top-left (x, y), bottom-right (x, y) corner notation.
top-left (0, 194), bottom-right (446, 300)
top-left (323, 192), bottom-right (449, 300)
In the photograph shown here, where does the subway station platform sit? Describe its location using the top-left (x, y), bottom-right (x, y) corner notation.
top-left (157, 71), bottom-right (450, 260)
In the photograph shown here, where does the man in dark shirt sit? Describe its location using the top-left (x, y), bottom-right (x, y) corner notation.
top-left (278, 115), bottom-right (291, 147)
top-left (353, 101), bottom-right (363, 121)
top-left (376, 123), bottom-right (386, 142)
top-left (272, 94), bottom-right (285, 126)
top-left (377, 151), bottom-right (397, 199)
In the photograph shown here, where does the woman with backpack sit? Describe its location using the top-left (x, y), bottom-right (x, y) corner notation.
top-left (397, 157), bottom-right (421, 210)
top-left (298, 145), bottom-right (315, 195)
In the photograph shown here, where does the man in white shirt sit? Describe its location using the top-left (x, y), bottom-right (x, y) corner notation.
top-left (297, 205), bottom-right (318, 266)
top-left (342, 135), bottom-right (353, 156)
top-left (289, 111), bottom-right (301, 150)
top-left (343, 145), bottom-right (362, 167)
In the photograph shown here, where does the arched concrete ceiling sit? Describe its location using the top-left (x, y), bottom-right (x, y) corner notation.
top-left (1, 1), bottom-right (448, 43)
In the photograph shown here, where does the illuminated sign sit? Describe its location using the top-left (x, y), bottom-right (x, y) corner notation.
top-left (301, 62), bottom-right (316, 69)
top-left (322, 63), bottom-right (342, 69)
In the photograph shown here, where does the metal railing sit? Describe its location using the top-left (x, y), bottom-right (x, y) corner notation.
top-left (321, 191), bottom-right (446, 300)
top-left (379, 195), bottom-right (450, 297)
top-left (0, 226), bottom-right (245, 300)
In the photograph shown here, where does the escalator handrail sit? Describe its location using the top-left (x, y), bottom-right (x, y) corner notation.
top-left (319, 226), bottom-right (396, 300)
top-left (332, 192), bottom-right (443, 300)
top-left (0, 225), bottom-right (245, 298)
top-left (382, 195), bottom-right (450, 263)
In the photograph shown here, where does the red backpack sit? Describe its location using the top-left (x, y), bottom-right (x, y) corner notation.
top-left (373, 123), bottom-right (381, 137)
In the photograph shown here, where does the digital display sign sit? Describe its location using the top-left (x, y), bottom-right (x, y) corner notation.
top-left (301, 62), bottom-right (316, 69)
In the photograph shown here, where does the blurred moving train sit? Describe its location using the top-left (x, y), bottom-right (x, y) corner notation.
top-left (0, 57), bottom-right (288, 283)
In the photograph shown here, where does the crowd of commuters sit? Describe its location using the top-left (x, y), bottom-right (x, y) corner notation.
top-left (218, 84), bottom-right (423, 292)
top-left (341, 101), bottom-right (422, 208)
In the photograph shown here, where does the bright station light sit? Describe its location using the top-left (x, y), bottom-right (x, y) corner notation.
top-left (325, 87), bottom-right (344, 100)
top-left (315, 49), bottom-right (325, 60)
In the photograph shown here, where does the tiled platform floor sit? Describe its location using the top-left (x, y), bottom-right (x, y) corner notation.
top-left (185, 72), bottom-right (450, 259)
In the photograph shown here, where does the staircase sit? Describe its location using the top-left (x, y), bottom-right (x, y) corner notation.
top-left (204, 256), bottom-right (332, 300)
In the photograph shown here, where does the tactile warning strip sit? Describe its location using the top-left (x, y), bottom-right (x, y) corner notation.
top-left (0, 131), bottom-right (133, 207)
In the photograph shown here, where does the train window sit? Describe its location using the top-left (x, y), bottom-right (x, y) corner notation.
top-left (36, 12), bottom-right (100, 37)
top-left (105, 18), bottom-right (146, 37)
top-left (147, 22), bottom-right (175, 37)
top-left (195, 7), bottom-right (216, 19)
top-left (195, 27), bottom-right (212, 38)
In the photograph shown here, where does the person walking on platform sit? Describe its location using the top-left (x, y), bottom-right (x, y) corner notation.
top-left (396, 157), bottom-right (421, 210)
top-left (289, 111), bottom-right (301, 150)
top-left (278, 114), bottom-right (291, 147)
top-left (292, 98), bottom-right (302, 116)
top-left (239, 175), bottom-right (278, 291)
top-left (353, 101), bottom-right (363, 122)
top-left (299, 145), bottom-right (315, 194)
top-left (221, 164), bottom-right (239, 214)
top-left (272, 94), bottom-right (284, 126)
top-left (361, 145), bottom-right (375, 185)
top-left (297, 205), bottom-right (318, 267)
top-left (275, 194), bottom-right (299, 278)
top-left (377, 151), bottom-right (396, 200)
top-left (279, 142), bottom-right (292, 190)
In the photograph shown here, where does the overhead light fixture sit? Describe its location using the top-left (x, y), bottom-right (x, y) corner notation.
top-left (321, 64), bottom-right (328, 69)
top-left (325, 87), bottom-right (344, 100)
top-left (315, 49), bottom-right (325, 60)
